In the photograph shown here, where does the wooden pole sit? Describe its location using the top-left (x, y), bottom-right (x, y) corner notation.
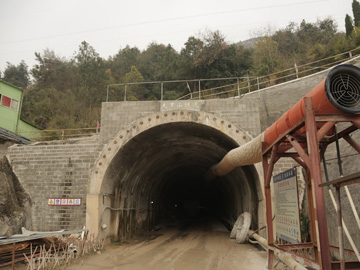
top-left (11, 243), bottom-right (15, 270)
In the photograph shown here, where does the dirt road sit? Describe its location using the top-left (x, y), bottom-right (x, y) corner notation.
top-left (66, 218), bottom-right (267, 270)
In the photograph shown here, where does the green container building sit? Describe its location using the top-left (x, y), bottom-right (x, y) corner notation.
top-left (0, 79), bottom-right (40, 142)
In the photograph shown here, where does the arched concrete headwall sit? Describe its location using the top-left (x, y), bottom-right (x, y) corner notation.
top-left (99, 99), bottom-right (261, 143)
top-left (5, 97), bottom-right (263, 234)
top-left (87, 110), bottom-right (265, 237)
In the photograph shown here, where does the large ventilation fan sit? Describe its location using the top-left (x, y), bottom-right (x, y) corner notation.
top-left (326, 64), bottom-right (360, 114)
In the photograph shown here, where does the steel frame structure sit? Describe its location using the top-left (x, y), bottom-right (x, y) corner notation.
top-left (262, 97), bottom-right (360, 270)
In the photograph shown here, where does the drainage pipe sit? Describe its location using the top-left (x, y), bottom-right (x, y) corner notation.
top-left (206, 64), bottom-right (360, 180)
top-left (248, 230), bottom-right (308, 270)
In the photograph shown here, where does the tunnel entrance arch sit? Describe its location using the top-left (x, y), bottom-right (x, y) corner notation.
top-left (86, 110), bottom-right (264, 238)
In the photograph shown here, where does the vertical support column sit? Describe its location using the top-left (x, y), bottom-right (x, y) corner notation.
top-left (198, 80), bottom-right (201, 100)
top-left (305, 168), bottom-right (318, 253)
top-left (262, 143), bottom-right (278, 269)
top-left (237, 78), bottom-right (240, 97)
top-left (263, 154), bottom-right (274, 269)
top-left (161, 82), bottom-right (164, 101)
top-left (124, 84), bottom-right (127, 101)
top-left (11, 242), bottom-right (15, 270)
top-left (303, 97), bottom-right (331, 269)
top-left (335, 186), bottom-right (345, 270)
top-left (294, 62), bottom-right (299, 79)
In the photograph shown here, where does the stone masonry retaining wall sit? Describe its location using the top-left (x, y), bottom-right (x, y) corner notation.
top-left (100, 101), bottom-right (159, 143)
top-left (100, 98), bottom-right (261, 144)
top-left (7, 140), bottom-right (104, 231)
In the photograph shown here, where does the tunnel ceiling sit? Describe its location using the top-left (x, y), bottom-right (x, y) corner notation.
top-left (102, 121), bottom-right (260, 228)
top-left (107, 122), bottom-right (236, 190)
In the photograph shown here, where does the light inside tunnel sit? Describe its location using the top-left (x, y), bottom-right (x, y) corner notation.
top-left (101, 122), bottom-right (261, 239)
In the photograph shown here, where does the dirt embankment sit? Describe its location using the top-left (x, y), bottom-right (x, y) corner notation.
top-left (0, 157), bottom-right (32, 236)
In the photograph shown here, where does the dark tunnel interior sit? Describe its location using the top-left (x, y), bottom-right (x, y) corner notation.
top-left (102, 122), bottom-right (260, 238)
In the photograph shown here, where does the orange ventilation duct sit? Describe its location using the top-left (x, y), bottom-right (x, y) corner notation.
top-left (264, 64), bottom-right (360, 145)
top-left (206, 64), bottom-right (360, 180)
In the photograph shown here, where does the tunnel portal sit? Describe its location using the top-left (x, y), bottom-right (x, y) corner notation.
top-left (87, 111), bottom-right (262, 239)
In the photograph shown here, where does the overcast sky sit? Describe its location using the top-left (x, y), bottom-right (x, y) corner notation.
top-left (0, 0), bottom-right (354, 72)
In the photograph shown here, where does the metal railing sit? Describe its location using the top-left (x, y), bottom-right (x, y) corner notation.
top-left (106, 47), bottom-right (360, 102)
top-left (106, 77), bottom-right (253, 102)
top-left (18, 47), bottom-right (360, 142)
top-left (16, 127), bottom-right (100, 142)
top-left (180, 48), bottom-right (360, 100)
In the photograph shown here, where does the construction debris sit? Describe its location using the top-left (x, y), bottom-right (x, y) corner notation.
top-left (0, 227), bottom-right (105, 269)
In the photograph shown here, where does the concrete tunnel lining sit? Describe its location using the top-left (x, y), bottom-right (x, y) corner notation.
top-left (86, 110), bottom-right (264, 238)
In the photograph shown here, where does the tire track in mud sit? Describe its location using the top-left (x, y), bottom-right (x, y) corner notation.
top-left (147, 229), bottom-right (204, 269)
top-left (65, 225), bottom-right (267, 270)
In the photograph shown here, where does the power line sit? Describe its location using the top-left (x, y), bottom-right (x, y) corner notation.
top-left (0, 10), bottom-right (347, 60)
top-left (0, 0), bottom-right (329, 46)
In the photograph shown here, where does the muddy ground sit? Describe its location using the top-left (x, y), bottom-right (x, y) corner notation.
top-left (63, 218), bottom-right (267, 270)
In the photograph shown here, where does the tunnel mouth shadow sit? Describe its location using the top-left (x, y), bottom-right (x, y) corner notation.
top-left (98, 120), bottom-right (261, 241)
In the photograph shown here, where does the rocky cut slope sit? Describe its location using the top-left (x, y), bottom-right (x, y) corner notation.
top-left (0, 157), bottom-right (32, 236)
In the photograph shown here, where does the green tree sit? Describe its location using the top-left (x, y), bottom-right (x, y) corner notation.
top-left (179, 36), bottom-right (204, 79)
top-left (109, 46), bottom-right (141, 82)
top-left (137, 42), bottom-right (180, 81)
top-left (122, 66), bottom-right (145, 100)
top-left (74, 41), bottom-right (110, 108)
top-left (195, 30), bottom-right (226, 69)
top-left (22, 87), bottom-right (78, 129)
top-left (31, 49), bottom-right (77, 91)
top-left (25, 43), bottom-right (106, 130)
top-left (317, 18), bottom-right (337, 43)
top-left (326, 33), bottom-right (351, 56)
top-left (294, 19), bottom-right (339, 63)
top-left (201, 43), bottom-right (252, 84)
top-left (252, 36), bottom-right (281, 76)
top-left (18, 19), bottom-right (358, 132)
top-left (273, 22), bottom-right (299, 60)
top-left (136, 43), bottom-right (181, 99)
top-left (345, 14), bottom-right (354, 37)
top-left (353, 0), bottom-right (360, 27)
top-left (179, 30), bottom-right (251, 83)
top-left (349, 26), bottom-right (360, 46)
top-left (2, 61), bottom-right (30, 88)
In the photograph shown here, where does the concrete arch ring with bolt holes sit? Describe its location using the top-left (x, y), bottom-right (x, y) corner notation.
top-left (86, 110), bottom-right (259, 237)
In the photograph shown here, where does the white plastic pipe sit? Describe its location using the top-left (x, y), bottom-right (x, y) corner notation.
top-left (248, 230), bottom-right (308, 270)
